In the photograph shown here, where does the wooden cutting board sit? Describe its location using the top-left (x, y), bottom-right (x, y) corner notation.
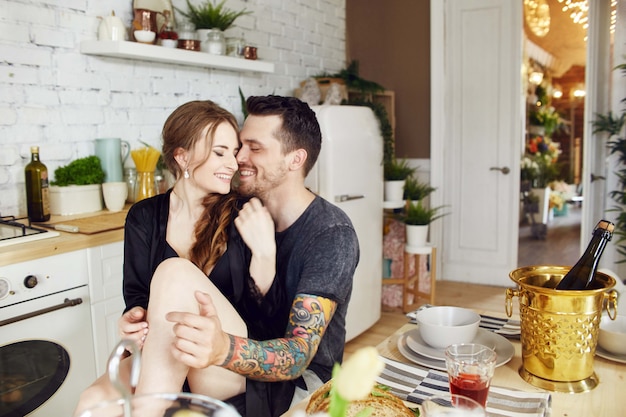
top-left (45, 210), bottom-right (128, 234)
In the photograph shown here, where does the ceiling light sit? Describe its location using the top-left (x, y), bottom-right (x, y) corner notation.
top-left (529, 71), bottom-right (544, 85)
top-left (558, 0), bottom-right (618, 36)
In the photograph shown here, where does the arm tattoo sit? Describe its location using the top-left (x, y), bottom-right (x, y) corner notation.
top-left (221, 294), bottom-right (336, 381)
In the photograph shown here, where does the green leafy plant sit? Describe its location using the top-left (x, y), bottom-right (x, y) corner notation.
top-left (403, 175), bottom-right (436, 201)
top-left (383, 158), bottom-right (415, 181)
top-left (176, 0), bottom-right (251, 31)
top-left (51, 156), bottom-right (105, 186)
top-left (316, 60), bottom-right (385, 97)
top-left (593, 62), bottom-right (626, 261)
top-left (401, 200), bottom-right (448, 226)
top-left (528, 106), bottom-right (563, 137)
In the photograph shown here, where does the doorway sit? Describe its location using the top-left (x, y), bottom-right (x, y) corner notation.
top-left (518, 0), bottom-right (589, 267)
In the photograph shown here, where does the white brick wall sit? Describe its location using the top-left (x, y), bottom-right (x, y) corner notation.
top-left (0, 0), bottom-right (346, 216)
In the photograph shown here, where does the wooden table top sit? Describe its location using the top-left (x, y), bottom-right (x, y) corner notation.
top-left (285, 311), bottom-right (625, 417)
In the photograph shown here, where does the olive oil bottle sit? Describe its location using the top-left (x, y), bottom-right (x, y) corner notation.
top-left (24, 146), bottom-right (51, 222)
top-left (555, 219), bottom-right (614, 290)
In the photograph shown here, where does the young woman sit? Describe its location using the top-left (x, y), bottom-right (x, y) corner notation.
top-left (74, 100), bottom-right (276, 415)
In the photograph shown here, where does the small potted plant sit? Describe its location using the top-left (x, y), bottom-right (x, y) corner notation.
top-left (49, 156), bottom-right (106, 215)
top-left (403, 175), bottom-right (436, 203)
top-left (176, 0), bottom-right (251, 54)
top-left (401, 200), bottom-right (448, 247)
top-left (383, 158), bottom-right (415, 203)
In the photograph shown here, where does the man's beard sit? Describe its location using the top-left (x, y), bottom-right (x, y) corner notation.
top-left (237, 163), bottom-right (288, 198)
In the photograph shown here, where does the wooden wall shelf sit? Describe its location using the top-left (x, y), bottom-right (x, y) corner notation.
top-left (79, 40), bottom-right (275, 74)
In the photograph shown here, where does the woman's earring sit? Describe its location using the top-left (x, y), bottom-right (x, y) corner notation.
top-left (184, 169), bottom-right (190, 179)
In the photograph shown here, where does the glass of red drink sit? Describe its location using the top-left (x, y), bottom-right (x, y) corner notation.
top-left (444, 343), bottom-right (497, 408)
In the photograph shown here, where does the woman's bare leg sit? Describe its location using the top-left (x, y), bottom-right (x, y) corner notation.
top-left (135, 257), bottom-right (247, 399)
top-left (73, 358), bottom-right (134, 416)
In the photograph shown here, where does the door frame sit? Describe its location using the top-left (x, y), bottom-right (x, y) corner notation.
top-left (430, 0), bottom-right (621, 281)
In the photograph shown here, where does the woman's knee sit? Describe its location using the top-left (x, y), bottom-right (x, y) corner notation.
top-left (151, 258), bottom-right (210, 295)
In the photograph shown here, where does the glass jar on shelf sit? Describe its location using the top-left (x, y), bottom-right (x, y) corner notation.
top-left (205, 29), bottom-right (226, 55)
top-left (158, 10), bottom-right (178, 48)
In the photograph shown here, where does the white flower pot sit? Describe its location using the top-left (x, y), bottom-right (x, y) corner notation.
top-left (49, 184), bottom-right (103, 215)
top-left (384, 180), bottom-right (405, 202)
top-left (406, 224), bottom-right (429, 247)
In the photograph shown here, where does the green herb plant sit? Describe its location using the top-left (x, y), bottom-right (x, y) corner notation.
top-left (403, 175), bottom-right (436, 201)
top-left (401, 200), bottom-right (448, 226)
top-left (176, 0), bottom-right (251, 31)
top-left (383, 158), bottom-right (415, 181)
top-left (51, 156), bottom-right (105, 186)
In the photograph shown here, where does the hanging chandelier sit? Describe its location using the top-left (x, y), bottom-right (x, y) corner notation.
top-left (557, 0), bottom-right (617, 34)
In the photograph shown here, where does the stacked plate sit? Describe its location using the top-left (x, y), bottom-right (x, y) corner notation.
top-left (397, 327), bottom-right (515, 371)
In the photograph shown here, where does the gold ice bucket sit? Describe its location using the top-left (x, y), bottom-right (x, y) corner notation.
top-left (506, 265), bottom-right (618, 393)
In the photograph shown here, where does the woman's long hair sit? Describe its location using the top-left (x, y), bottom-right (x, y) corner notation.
top-left (161, 100), bottom-right (239, 274)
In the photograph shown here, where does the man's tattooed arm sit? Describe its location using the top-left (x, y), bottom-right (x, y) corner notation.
top-left (220, 294), bottom-right (337, 381)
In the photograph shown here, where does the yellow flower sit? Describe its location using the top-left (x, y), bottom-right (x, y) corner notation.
top-left (333, 347), bottom-right (384, 401)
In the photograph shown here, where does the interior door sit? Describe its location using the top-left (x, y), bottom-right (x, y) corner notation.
top-left (431, 0), bottom-right (523, 285)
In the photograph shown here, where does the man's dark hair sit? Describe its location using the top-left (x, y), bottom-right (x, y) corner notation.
top-left (246, 95), bottom-right (322, 175)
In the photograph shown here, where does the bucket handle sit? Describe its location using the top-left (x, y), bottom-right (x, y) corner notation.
top-left (505, 288), bottom-right (518, 317)
top-left (605, 289), bottom-right (618, 320)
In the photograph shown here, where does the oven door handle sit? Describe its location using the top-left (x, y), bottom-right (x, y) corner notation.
top-left (0, 297), bottom-right (83, 327)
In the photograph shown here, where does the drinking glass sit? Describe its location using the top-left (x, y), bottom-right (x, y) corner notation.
top-left (77, 392), bottom-right (241, 417)
top-left (422, 393), bottom-right (486, 417)
top-left (444, 343), bottom-right (496, 408)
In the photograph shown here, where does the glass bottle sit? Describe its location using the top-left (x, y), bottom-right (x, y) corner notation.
top-left (24, 146), bottom-right (51, 222)
top-left (124, 167), bottom-right (137, 203)
top-left (159, 10), bottom-right (178, 48)
top-left (555, 219), bottom-right (614, 290)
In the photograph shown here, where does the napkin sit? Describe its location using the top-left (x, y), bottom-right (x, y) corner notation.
top-left (406, 305), bottom-right (521, 338)
top-left (376, 356), bottom-right (551, 417)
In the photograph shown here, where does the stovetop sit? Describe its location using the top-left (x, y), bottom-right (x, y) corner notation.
top-left (0, 215), bottom-right (60, 248)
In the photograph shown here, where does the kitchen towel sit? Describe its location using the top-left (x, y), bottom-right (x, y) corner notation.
top-left (376, 356), bottom-right (551, 417)
top-left (406, 305), bottom-right (521, 338)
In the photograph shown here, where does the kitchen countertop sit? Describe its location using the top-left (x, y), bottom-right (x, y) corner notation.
top-left (0, 206), bottom-right (128, 267)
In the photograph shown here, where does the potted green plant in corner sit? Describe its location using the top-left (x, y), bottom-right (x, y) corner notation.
top-left (176, 0), bottom-right (251, 54)
top-left (49, 156), bottom-right (106, 215)
top-left (401, 200), bottom-right (448, 247)
top-left (403, 175), bottom-right (436, 204)
top-left (383, 158), bottom-right (415, 204)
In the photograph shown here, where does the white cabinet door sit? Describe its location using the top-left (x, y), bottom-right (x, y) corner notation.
top-left (88, 241), bottom-right (125, 375)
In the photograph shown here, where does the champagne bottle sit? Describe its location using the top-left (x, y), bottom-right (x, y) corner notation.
top-left (555, 219), bottom-right (614, 290)
top-left (24, 146), bottom-right (51, 222)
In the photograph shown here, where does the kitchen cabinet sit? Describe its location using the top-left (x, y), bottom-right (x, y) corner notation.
top-left (80, 40), bottom-right (275, 74)
top-left (88, 241), bottom-right (125, 376)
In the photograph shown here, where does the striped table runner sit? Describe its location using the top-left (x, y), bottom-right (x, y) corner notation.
top-left (376, 356), bottom-right (551, 417)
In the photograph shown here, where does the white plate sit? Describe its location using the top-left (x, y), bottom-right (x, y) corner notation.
top-left (595, 345), bottom-right (626, 364)
top-left (397, 331), bottom-right (514, 371)
top-left (405, 328), bottom-right (497, 360)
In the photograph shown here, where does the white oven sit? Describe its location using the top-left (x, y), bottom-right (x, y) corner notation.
top-left (0, 249), bottom-right (96, 417)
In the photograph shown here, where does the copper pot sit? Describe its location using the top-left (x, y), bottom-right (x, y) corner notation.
top-left (132, 9), bottom-right (162, 43)
top-left (243, 45), bottom-right (257, 60)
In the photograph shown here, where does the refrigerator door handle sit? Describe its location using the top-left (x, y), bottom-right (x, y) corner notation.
top-left (335, 194), bottom-right (365, 202)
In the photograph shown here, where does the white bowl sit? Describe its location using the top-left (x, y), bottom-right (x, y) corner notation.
top-left (416, 306), bottom-right (481, 349)
top-left (134, 30), bottom-right (156, 44)
top-left (598, 314), bottom-right (626, 355)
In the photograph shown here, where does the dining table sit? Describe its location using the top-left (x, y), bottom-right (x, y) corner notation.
top-left (283, 307), bottom-right (625, 417)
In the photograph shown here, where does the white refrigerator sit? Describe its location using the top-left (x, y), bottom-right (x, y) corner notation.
top-left (306, 105), bottom-right (383, 341)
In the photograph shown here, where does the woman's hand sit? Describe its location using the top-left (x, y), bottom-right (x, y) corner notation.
top-left (118, 306), bottom-right (149, 350)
